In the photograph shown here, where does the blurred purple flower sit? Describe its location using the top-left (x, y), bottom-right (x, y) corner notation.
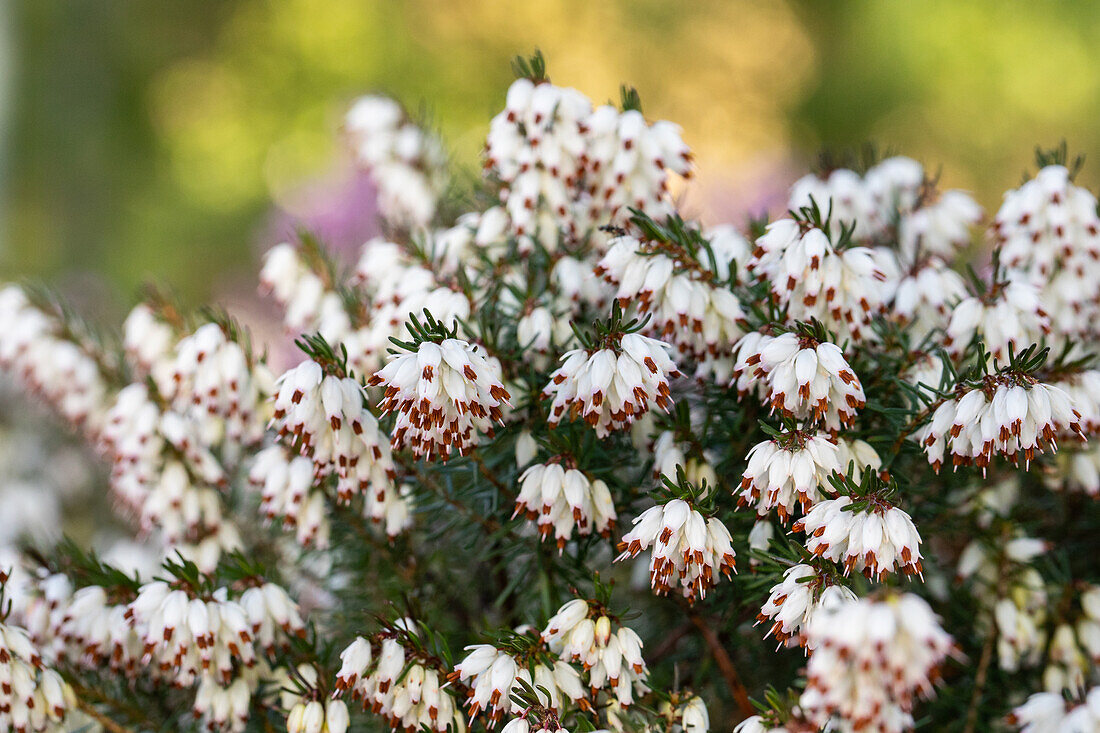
top-left (262, 167), bottom-right (382, 263)
top-left (689, 153), bottom-right (800, 227)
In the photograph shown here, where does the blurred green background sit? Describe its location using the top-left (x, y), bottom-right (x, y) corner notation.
top-left (5, 0), bottom-right (1100, 312)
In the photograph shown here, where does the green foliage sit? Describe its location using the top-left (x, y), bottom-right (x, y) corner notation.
top-left (569, 300), bottom-right (651, 351)
top-left (1034, 141), bottom-right (1085, 181)
top-left (388, 310), bottom-right (463, 351)
top-left (512, 50), bottom-right (549, 84)
top-left (620, 86), bottom-right (643, 114)
top-left (295, 333), bottom-right (352, 377)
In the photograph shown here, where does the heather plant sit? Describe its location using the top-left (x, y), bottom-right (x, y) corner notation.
top-left (3, 54), bottom-right (1100, 733)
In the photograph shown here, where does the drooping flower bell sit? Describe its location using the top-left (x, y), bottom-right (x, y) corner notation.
top-left (544, 328), bottom-right (680, 438)
top-left (918, 369), bottom-right (1083, 474)
top-left (370, 331), bottom-right (510, 461)
top-left (738, 330), bottom-right (866, 432)
top-left (756, 563), bottom-right (856, 649)
top-left (616, 497), bottom-right (736, 602)
top-left (794, 494), bottom-right (923, 580)
top-left (738, 429), bottom-right (842, 521)
top-left (799, 593), bottom-right (954, 733)
top-left (514, 458), bottom-right (616, 550)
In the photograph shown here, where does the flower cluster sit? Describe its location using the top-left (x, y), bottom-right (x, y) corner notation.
top-left (793, 495), bottom-right (923, 580)
top-left (514, 459), bottom-right (616, 549)
top-left (540, 599), bottom-right (650, 708)
top-left (45, 583), bottom-right (144, 675)
top-left (748, 220), bottom-right (891, 342)
top-left (125, 579), bottom-right (302, 686)
top-left (994, 164), bottom-right (1100, 340)
top-left (944, 281), bottom-right (1050, 361)
top-left (898, 189), bottom-right (984, 262)
top-left (581, 105), bottom-right (692, 227)
top-left (595, 232), bottom-right (747, 377)
top-left (892, 256), bottom-right (969, 341)
top-left (790, 156), bottom-right (981, 259)
top-left (789, 157), bottom-right (923, 242)
top-left (156, 322), bottom-right (272, 445)
top-left (486, 78), bottom-right (591, 243)
top-left (543, 332), bottom-right (680, 437)
top-left (616, 499), bottom-right (736, 601)
top-left (919, 374), bottom-right (1083, 473)
top-left (0, 620), bottom-right (73, 733)
top-left (248, 445), bottom-right (330, 547)
top-left (370, 337), bottom-right (510, 460)
top-left (738, 430), bottom-right (841, 520)
top-left (452, 643), bottom-right (586, 725)
top-left (333, 627), bottom-right (461, 733)
top-left (271, 359), bottom-right (398, 503)
top-left (799, 594), bottom-right (954, 733)
top-left (5, 563), bottom-right (307, 733)
top-left (99, 381), bottom-right (241, 572)
top-left (486, 76), bottom-right (690, 246)
top-left (738, 331), bottom-right (866, 431)
top-left (756, 563), bottom-right (856, 648)
top-left (260, 243), bottom-right (351, 343)
top-left (345, 95), bottom-right (447, 227)
top-left (0, 287), bottom-right (108, 430)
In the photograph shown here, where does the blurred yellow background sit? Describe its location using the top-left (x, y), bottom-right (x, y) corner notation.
top-left (5, 1), bottom-right (1100, 311)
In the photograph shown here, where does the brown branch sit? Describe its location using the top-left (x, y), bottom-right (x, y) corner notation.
top-left (687, 609), bottom-right (754, 721)
top-left (647, 620), bottom-right (694, 663)
top-left (330, 499), bottom-right (417, 584)
top-left (963, 550), bottom-right (1009, 733)
top-left (75, 696), bottom-right (134, 733)
top-left (963, 622), bottom-right (996, 733)
top-left (399, 457), bottom-right (515, 539)
top-left (471, 452), bottom-right (516, 502)
top-left (889, 394), bottom-right (950, 459)
top-left (62, 669), bottom-right (173, 731)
